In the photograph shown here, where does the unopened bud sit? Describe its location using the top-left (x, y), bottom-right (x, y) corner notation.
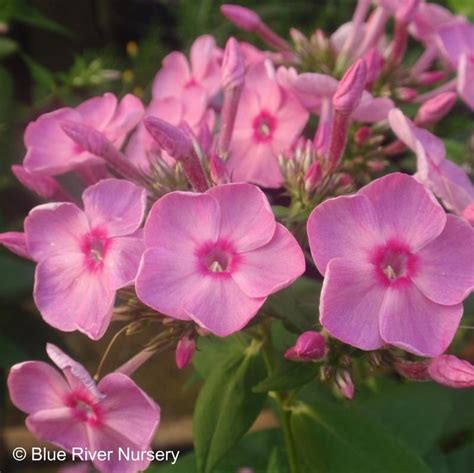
top-left (393, 360), bottom-right (430, 381)
top-left (175, 336), bottom-right (196, 369)
top-left (220, 4), bottom-right (261, 32)
top-left (284, 331), bottom-right (327, 362)
top-left (396, 87), bottom-right (418, 102)
top-left (333, 59), bottom-right (367, 114)
top-left (416, 70), bottom-right (447, 86)
top-left (428, 355), bottom-right (474, 388)
top-left (415, 92), bottom-right (456, 127)
top-left (210, 153), bottom-right (230, 185)
top-left (335, 370), bottom-right (355, 400)
top-left (363, 48), bottom-right (384, 87)
top-left (304, 162), bottom-right (323, 193)
top-left (354, 126), bottom-right (372, 146)
top-left (222, 37), bottom-right (245, 90)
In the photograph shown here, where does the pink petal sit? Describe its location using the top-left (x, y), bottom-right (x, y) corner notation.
top-left (359, 172), bottom-right (446, 251)
top-left (0, 231), bottom-right (31, 259)
top-left (82, 179), bottom-right (146, 237)
top-left (379, 282), bottom-right (463, 357)
top-left (307, 193), bottom-right (380, 275)
top-left (135, 247), bottom-right (198, 321)
top-left (105, 94), bottom-right (145, 145)
top-left (144, 192), bottom-right (219, 253)
top-left (206, 183), bottom-right (276, 252)
top-left (413, 215), bottom-right (474, 305)
top-left (86, 424), bottom-right (150, 473)
top-left (26, 407), bottom-right (88, 452)
top-left (8, 361), bottom-right (69, 413)
top-left (98, 372), bottom-right (160, 448)
top-left (458, 53), bottom-right (474, 111)
top-left (231, 223), bottom-right (305, 297)
top-left (320, 258), bottom-right (386, 350)
top-left (152, 52), bottom-right (190, 99)
top-left (292, 73), bottom-right (338, 112)
top-left (190, 35), bottom-right (217, 81)
top-left (184, 276), bottom-right (265, 337)
top-left (352, 93), bottom-right (394, 122)
top-left (34, 253), bottom-right (115, 339)
top-left (12, 164), bottom-right (65, 200)
top-left (25, 203), bottom-right (89, 261)
top-left (436, 23), bottom-right (474, 68)
top-left (105, 234), bottom-right (144, 290)
top-left (246, 61), bottom-right (282, 112)
top-left (76, 93), bottom-right (118, 130)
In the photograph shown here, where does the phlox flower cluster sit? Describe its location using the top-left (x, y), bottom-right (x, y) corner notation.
top-left (2, 1), bottom-right (474, 472)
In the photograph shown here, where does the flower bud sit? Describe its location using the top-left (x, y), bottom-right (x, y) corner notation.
top-left (175, 336), bottom-right (196, 370)
top-left (354, 126), bottom-right (372, 146)
top-left (220, 4), bottom-right (261, 32)
top-left (304, 162), bottom-right (323, 193)
top-left (210, 153), bottom-right (230, 185)
top-left (363, 48), bottom-right (384, 87)
top-left (221, 37), bottom-right (245, 90)
top-left (416, 70), bottom-right (447, 87)
top-left (0, 231), bottom-right (30, 260)
top-left (415, 92), bottom-right (456, 127)
top-left (335, 370), bottom-right (355, 400)
top-left (333, 59), bottom-right (367, 114)
top-left (395, 0), bottom-right (420, 24)
top-left (428, 355), bottom-right (474, 388)
top-left (393, 360), bottom-right (430, 381)
top-left (284, 331), bottom-right (326, 362)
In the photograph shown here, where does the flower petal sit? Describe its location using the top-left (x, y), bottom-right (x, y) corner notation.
top-left (76, 93), bottom-right (118, 130)
top-left (34, 253), bottom-right (115, 339)
top-left (143, 192), bottom-right (220, 253)
top-left (413, 214), bottom-right (474, 305)
top-left (8, 361), bottom-right (69, 413)
top-left (98, 372), bottom-right (160, 448)
top-left (231, 224), bottom-right (305, 297)
top-left (458, 53), bottom-right (474, 111)
top-left (152, 52), bottom-right (190, 99)
top-left (379, 282), bottom-right (463, 357)
top-left (206, 183), bottom-right (276, 252)
top-left (307, 193), bottom-right (380, 275)
top-left (26, 407), bottom-right (88, 452)
top-left (359, 172), bottom-right (446, 251)
top-left (320, 258), bottom-right (386, 351)
top-left (82, 179), bottom-right (146, 237)
top-left (0, 231), bottom-right (31, 259)
top-left (184, 276), bottom-right (265, 337)
top-left (25, 203), bottom-right (89, 261)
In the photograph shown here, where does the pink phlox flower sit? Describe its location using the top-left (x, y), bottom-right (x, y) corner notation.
top-left (152, 35), bottom-right (222, 102)
top-left (226, 61), bottom-right (309, 188)
top-left (24, 178), bottom-right (146, 340)
top-left (389, 109), bottom-right (474, 223)
top-left (8, 343), bottom-right (160, 473)
top-left (136, 182), bottom-right (305, 336)
top-left (23, 93), bottom-right (144, 176)
top-left (307, 172), bottom-right (474, 357)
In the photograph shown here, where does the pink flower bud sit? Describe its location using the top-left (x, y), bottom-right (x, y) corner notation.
top-left (175, 336), bottom-right (196, 369)
top-left (363, 48), bottom-right (384, 87)
top-left (222, 37), bottom-right (245, 90)
top-left (415, 92), bottom-right (456, 127)
top-left (220, 4), bottom-right (261, 32)
top-left (0, 231), bottom-right (31, 260)
top-left (393, 360), bottom-right (430, 381)
top-left (284, 331), bottom-right (326, 362)
top-left (210, 153), bottom-right (230, 185)
top-left (333, 59), bottom-right (367, 114)
top-left (428, 355), bottom-right (474, 388)
top-left (304, 162), bottom-right (323, 193)
top-left (354, 126), bottom-right (372, 146)
top-left (335, 370), bottom-right (355, 400)
top-left (395, 0), bottom-right (420, 24)
top-left (396, 87), bottom-right (418, 102)
top-left (416, 70), bottom-right (447, 87)
top-left (461, 203), bottom-right (474, 226)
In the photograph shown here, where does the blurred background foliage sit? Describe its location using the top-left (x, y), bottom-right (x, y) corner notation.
top-left (0, 1), bottom-right (473, 472)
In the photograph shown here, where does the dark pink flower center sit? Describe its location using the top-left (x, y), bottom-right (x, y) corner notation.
top-left (371, 240), bottom-right (418, 287)
top-left (66, 391), bottom-right (101, 426)
top-left (81, 228), bottom-right (110, 272)
top-left (253, 111), bottom-right (276, 142)
top-left (197, 240), bottom-right (239, 278)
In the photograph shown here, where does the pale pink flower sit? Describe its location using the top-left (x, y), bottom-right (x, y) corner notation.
top-left (307, 172), bottom-right (474, 357)
top-left (23, 93), bottom-right (144, 176)
top-left (24, 179), bottom-right (146, 339)
top-left (152, 35), bottom-right (222, 102)
top-left (388, 109), bottom-right (474, 223)
top-left (428, 354), bottom-right (474, 388)
top-left (436, 23), bottom-right (474, 109)
top-left (136, 183), bottom-right (305, 336)
top-left (284, 331), bottom-right (327, 362)
top-left (8, 344), bottom-right (160, 473)
top-left (226, 61), bottom-right (309, 188)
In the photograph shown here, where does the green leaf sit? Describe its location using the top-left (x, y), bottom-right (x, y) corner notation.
top-left (291, 402), bottom-right (432, 473)
top-left (264, 277), bottom-right (321, 332)
top-left (253, 359), bottom-right (320, 393)
top-left (0, 37), bottom-right (18, 58)
top-left (356, 382), bottom-right (452, 455)
top-left (193, 340), bottom-right (267, 473)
